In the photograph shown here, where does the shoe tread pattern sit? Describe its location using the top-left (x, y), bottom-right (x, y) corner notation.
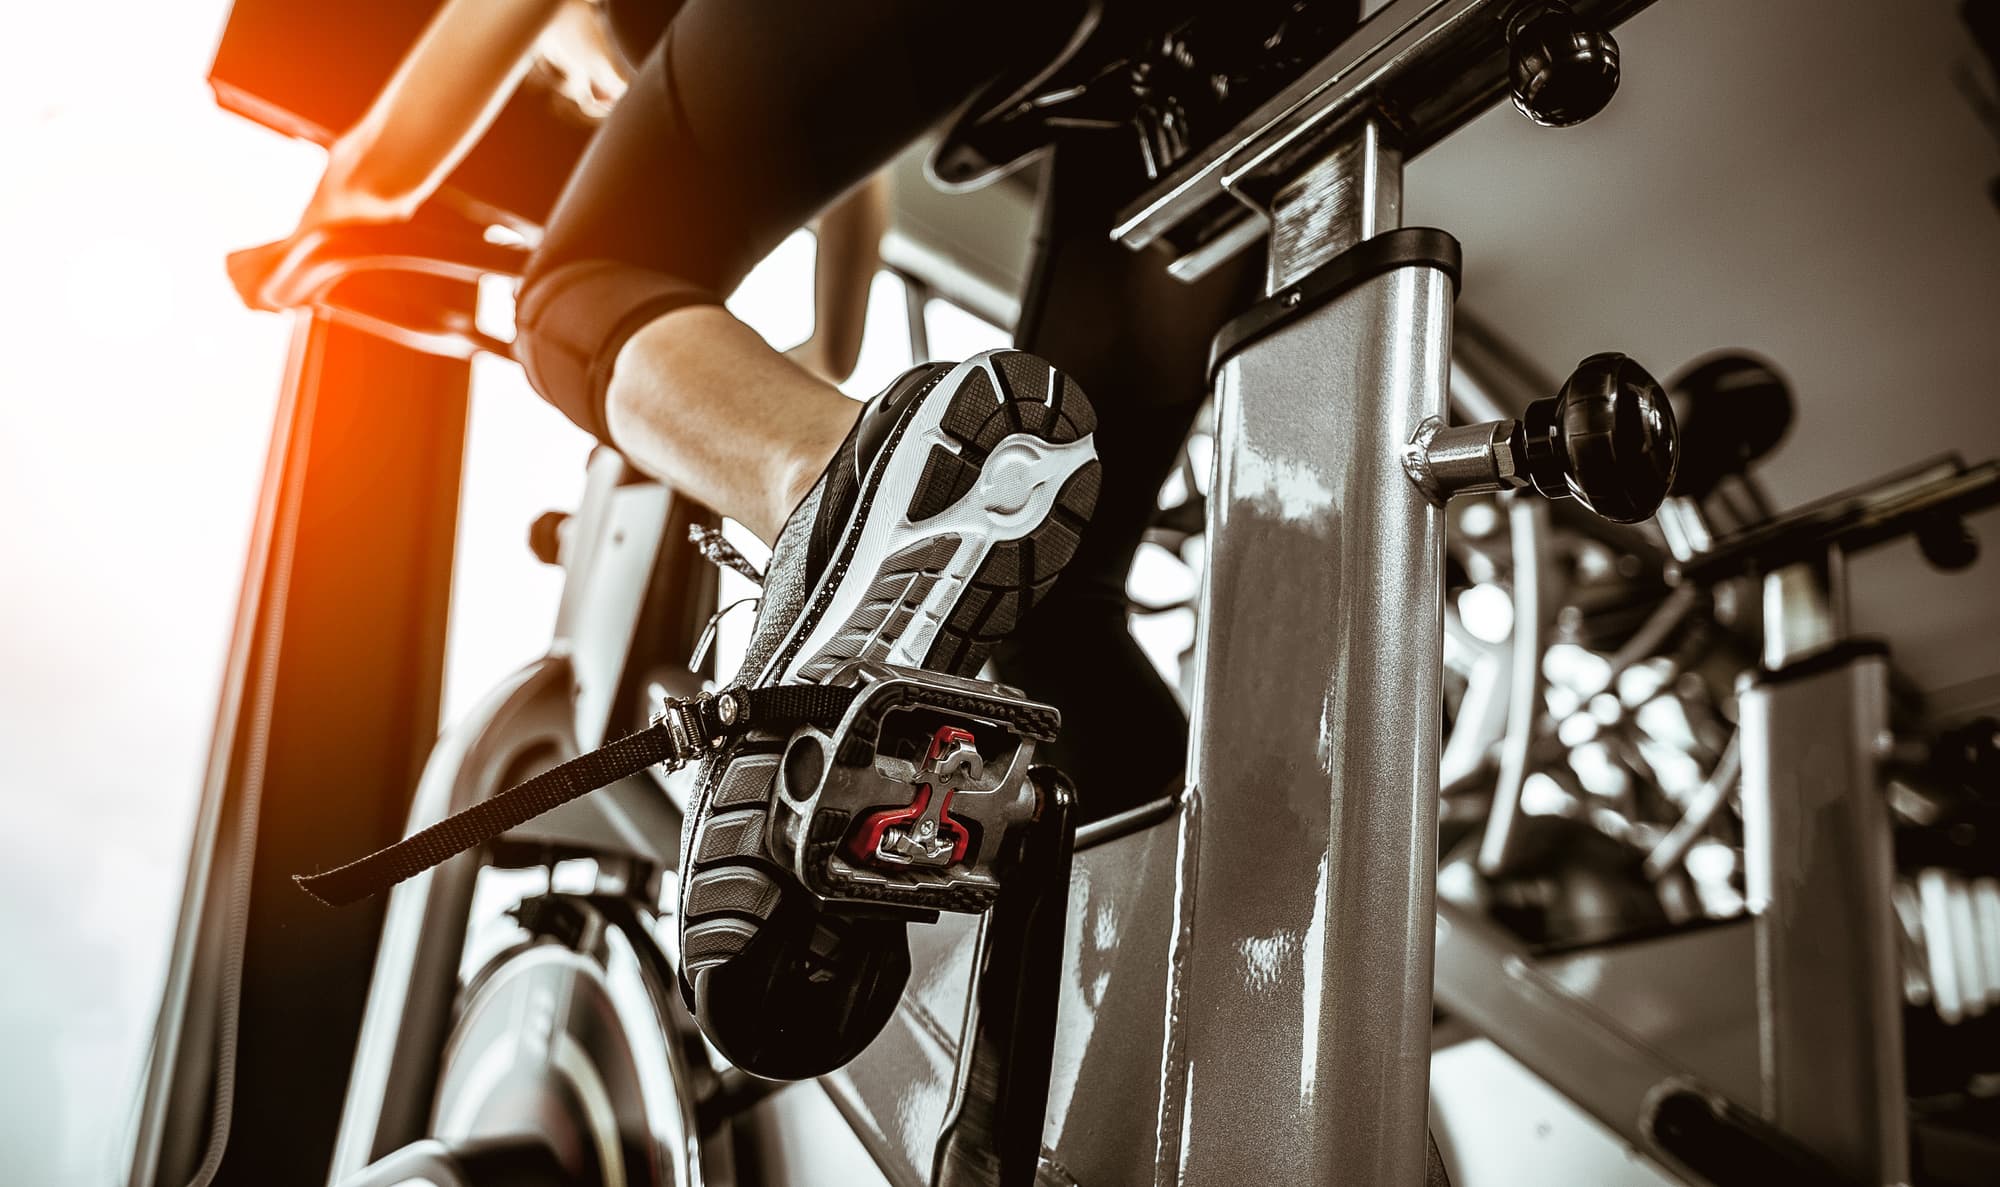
top-left (925, 353), bottom-right (1098, 676)
top-left (679, 350), bottom-right (1098, 983)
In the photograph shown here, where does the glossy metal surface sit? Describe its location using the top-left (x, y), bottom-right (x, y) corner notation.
top-left (1262, 119), bottom-right (1402, 289)
top-left (554, 452), bottom-right (672, 751)
top-left (1166, 140), bottom-right (1450, 1180)
top-left (1655, 496), bottom-right (1717, 561)
top-left (1405, 418), bottom-right (1530, 504)
top-left (1759, 561), bottom-right (1839, 669)
top-left (1477, 495), bottom-right (1550, 876)
top-left (1434, 900), bottom-right (1738, 1173)
top-left (1111, 0), bottom-right (1660, 274)
top-left (833, 134), bottom-right (1456, 1185)
top-left (1739, 648), bottom-right (1909, 1185)
top-left (431, 943), bottom-right (666, 1186)
top-left (824, 814), bottom-right (1188, 1187)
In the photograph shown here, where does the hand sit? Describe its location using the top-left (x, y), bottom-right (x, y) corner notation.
top-left (226, 229), bottom-right (322, 312)
top-left (229, 142), bottom-right (407, 312)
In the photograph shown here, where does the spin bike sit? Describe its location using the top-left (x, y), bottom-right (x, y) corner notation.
top-left (140, 1), bottom-right (1998, 1185)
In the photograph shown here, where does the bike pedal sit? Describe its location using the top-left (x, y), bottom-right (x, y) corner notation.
top-left (767, 660), bottom-right (1060, 918)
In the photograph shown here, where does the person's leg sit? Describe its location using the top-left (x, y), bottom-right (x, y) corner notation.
top-left (606, 308), bottom-right (860, 542)
top-left (515, 0), bottom-right (1085, 542)
top-left (516, 0), bottom-right (1107, 1080)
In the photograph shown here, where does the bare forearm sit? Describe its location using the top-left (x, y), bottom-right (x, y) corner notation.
top-left (310, 0), bottom-right (564, 223)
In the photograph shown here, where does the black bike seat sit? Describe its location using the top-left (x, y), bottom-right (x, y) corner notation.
top-left (1665, 351), bottom-right (1794, 499)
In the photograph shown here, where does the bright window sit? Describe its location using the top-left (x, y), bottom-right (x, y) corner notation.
top-left (0, 3), bottom-right (326, 1181)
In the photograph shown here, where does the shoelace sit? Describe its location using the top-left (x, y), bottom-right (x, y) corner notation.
top-left (688, 523), bottom-right (764, 585)
top-left (687, 523), bottom-right (766, 669)
top-left (294, 683), bottom-right (858, 907)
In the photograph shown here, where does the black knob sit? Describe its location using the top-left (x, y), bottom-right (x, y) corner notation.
top-left (1505, 1), bottom-right (1621, 128)
top-left (528, 510), bottom-right (570, 566)
top-left (1521, 353), bottom-right (1679, 523)
top-left (1917, 515), bottom-right (1980, 572)
top-left (1665, 352), bottom-right (1794, 499)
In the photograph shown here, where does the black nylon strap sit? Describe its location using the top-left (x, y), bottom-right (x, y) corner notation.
top-left (294, 683), bottom-right (858, 907)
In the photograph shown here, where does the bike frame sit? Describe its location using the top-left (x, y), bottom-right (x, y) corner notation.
top-left (146, 1), bottom-right (1945, 1184)
top-left (836, 3), bottom-right (1658, 1184)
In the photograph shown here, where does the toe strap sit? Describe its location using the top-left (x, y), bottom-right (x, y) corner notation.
top-left (293, 684), bottom-right (857, 907)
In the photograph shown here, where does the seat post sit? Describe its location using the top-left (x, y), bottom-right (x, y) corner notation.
top-left (1740, 555), bottom-right (1911, 1184)
top-left (1167, 119), bottom-right (1449, 1183)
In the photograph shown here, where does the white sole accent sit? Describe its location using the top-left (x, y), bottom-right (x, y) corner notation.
top-left (777, 356), bottom-right (1097, 683)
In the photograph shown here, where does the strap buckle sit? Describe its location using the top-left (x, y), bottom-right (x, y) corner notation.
top-left (650, 689), bottom-right (737, 772)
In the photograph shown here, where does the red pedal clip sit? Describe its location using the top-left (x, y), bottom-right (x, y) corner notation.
top-left (847, 726), bottom-right (978, 868)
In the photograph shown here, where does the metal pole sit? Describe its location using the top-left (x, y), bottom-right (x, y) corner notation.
top-left (1740, 553), bottom-right (1909, 1184)
top-left (1165, 120), bottom-right (1445, 1184)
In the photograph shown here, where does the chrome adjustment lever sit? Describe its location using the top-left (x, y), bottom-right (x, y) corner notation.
top-left (1406, 351), bottom-right (1680, 523)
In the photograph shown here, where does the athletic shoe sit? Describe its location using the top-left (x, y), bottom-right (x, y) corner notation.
top-left (678, 350), bottom-right (1099, 1079)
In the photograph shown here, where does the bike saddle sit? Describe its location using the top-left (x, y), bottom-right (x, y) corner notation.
top-left (932, 0), bottom-right (1365, 196)
top-left (1664, 352), bottom-right (1794, 500)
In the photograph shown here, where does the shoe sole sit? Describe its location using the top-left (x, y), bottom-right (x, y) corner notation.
top-left (680, 350), bottom-right (1099, 980)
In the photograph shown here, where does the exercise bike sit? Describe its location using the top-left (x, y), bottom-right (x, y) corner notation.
top-left (132, 1), bottom-right (2000, 1185)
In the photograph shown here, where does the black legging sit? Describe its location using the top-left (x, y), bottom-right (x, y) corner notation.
top-left (517, 0), bottom-right (1262, 815)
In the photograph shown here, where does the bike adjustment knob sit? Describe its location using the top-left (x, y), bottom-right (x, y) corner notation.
top-left (1403, 352), bottom-right (1676, 523)
top-left (1520, 353), bottom-right (1679, 523)
top-left (1505, 0), bottom-right (1621, 128)
top-left (528, 510), bottom-right (570, 566)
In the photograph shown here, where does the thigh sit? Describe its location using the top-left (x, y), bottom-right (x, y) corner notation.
top-left (536, 0), bottom-right (1090, 299)
top-left (519, 0), bottom-right (1087, 431)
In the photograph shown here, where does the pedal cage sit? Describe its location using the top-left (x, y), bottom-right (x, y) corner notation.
top-left (768, 660), bottom-right (1060, 918)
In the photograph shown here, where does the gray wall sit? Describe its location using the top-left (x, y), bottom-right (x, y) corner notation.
top-left (1407, 0), bottom-right (2000, 710)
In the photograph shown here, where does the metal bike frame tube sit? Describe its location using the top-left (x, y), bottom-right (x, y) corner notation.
top-left (1112, 0), bottom-right (1660, 275)
top-left (1739, 638), bottom-right (1910, 1184)
top-left (1167, 129), bottom-right (1446, 1183)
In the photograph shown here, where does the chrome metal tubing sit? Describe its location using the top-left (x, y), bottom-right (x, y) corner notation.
top-left (1264, 119), bottom-right (1402, 289)
top-left (1760, 558), bottom-right (1842, 670)
top-left (1477, 493), bottom-right (1549, 876)
top-left (1406, 418), bottom-right (1531, 505)
top-left (1112, 0), bottom-right (1660, 275)
top-left (1739, 646), bottom-right (1910, 1184)
top-left (1170, 135), bottom-right (1448, 1183)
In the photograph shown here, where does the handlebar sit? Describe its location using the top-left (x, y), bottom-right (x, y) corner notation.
top-left (1669, 456), bottom-right (2000, 587)
top-left (227, 222), bottom-right (530, 360)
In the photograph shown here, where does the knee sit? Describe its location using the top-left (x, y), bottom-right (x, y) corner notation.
top-left (512, 257), bottom-right (719, 442)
